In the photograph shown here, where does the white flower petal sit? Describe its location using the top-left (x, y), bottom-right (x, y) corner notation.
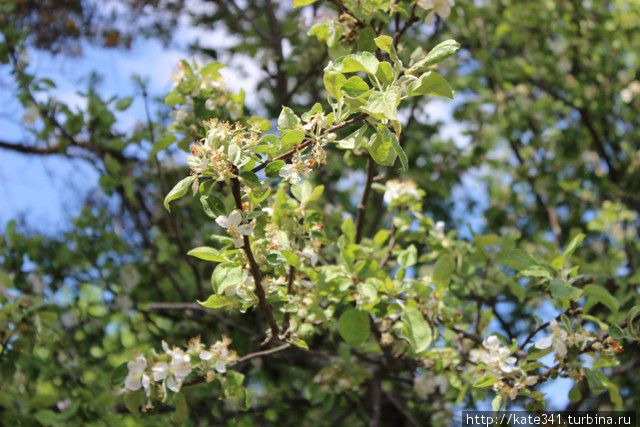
top-left (215, 215), bottom-right (229, 229)
top-left (534, 335), bottom-right (553, 350)
top-left (124, 374), bottom-right (142, 391)
top-left (152, 362), bottom-right (170, 381)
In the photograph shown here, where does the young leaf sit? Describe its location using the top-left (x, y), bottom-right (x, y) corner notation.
top-left (401, 302), bottom-right (432, 352)
top-left (406, 39), bottom-right (461, 75)
top-left (406, 71), bottom-right (454, 99)
top-left (583, 284), bottom-right (619, 313)
top-left (188, 246), bottom-right (226, 262)
top-left (164, 176), bottom-right (196, 211)
top-left (278, 107), bottom-right (301, 130)
top-left (495, 248), bottom-right (537, 271)
top-left (198, 294), bottom-right (237, 309)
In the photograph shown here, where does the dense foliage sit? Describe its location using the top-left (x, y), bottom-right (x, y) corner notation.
top-left (0, 0), bottom-right (639, 425)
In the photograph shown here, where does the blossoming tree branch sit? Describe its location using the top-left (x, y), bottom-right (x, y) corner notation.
top-left (115, 0), bottom-right (638, 419)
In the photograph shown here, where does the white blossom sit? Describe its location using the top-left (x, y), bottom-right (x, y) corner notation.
top-left (417, 0), bottom-right (454, 19)
top-left (383, 179), bottom-right (422, 206)
top-left (215, 210), bottom-right (255, 248)
top-left (124, 355), bottom-right (151, 396)
top-left (414, 373), bottom-right (448, 399)
top-left (621, 81), bottom-right (640, 103)
top-left (279, 154), bottom-right (311, 185)
top-left (470, 335), bottom-right (516, 374)
top-left (152, 342), bottom-right (193, 392)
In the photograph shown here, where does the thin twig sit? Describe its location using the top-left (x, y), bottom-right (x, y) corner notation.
top-left (251, 114), bottom-right (367, 173)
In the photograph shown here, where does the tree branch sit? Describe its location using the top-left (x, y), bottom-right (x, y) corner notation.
top-left (355, 156), bottom-right (375, 243)
top-left (251, 113), bottom-right (367, 173)
top-left (230, 176), bottom-right (280, 338)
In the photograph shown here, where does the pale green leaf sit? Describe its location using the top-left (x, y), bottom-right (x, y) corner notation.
top-left (164, 176), bottom-right (196, 211)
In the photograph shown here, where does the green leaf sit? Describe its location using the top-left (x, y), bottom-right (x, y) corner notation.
top-left (188, 246), bottom-right (226, 262)
top-left (124, 390), bottom-right (144, 414)
top-left (374, 35), bottom-right (394, 54)
top-left (568, 384), bottom-right (582, 402)
top-left (583, 284), bottom-right (619, 313)
top-left (265, 160), bottom-right (286, 178)
top-left (407, 71), bottom-right (454, 99)
top-left (211, 263), bottom-right (243, 294)
top-left (200, 193), bottom-right (225, 218)
top-left (150, 133), bottom-right (176, 156)
top-left (172, 393), bottom-right (188, 424)
top-left (198, 294), bottom-right (237, 309)
top-left (337, 125), bottom-right (368, 150)
top-left (376, 62), bottom-right (395, 86)
top-left (362, 87), bottom-right (402, 120)
top-left (406, 39), bottom-right (461, 75)
top-left (550, 279), bottom-right (582, 301)
top-left (335, 52), bottom-right (379, 75)
top-left (388, 130), bottom-right (408, 170)
top-left (278, 107), bottom-right (301, 130)
top-left (473, 373), bottom-right (498, 388)
top-left (239, 171), bottom-right (262, 188)
top-left (401, 302), bottom-right (432, 352)
top-left (398, 245), bottom-right (417, 267)
top-left (495, 248), bottom-right (537, 271)
top-left (324, 71), bottom-right (346, 100)
top-left (585, 369), bottom-right (607, 395)
top-left (338, 308), bottom-right (370, 346)
top-left (281, 129), bottom-right (305, 146)
top-left (293, 0), bottom-right (318, 7)
top-left (164, 176), bottom-right (196, 212)
top-left (115, 97), bottom-right (133, 111)
top-left (342, 76), bottom-right (370, 98)
top-left (433, 255), bottom-right (455, 286)
top-left (110, 363), bottom-right (128, 388)
top-left (281, 249), bottom-right (302, 269)
top-left (367, 127), bottom-right (396, 166)
top-left (563, 233), bottom-right (585, 258)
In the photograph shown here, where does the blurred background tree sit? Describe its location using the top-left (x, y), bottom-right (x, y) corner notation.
top-left (0, 0), bottom-right (638, 424)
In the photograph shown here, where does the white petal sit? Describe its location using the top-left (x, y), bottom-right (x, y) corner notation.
top-left (232, 235), bottom-right (245, 248)
top-left (215, 215), bottom-right (229, 229)
top-left (228, 210), bottom-right (243, 227)
top-left (166, 375), bottom-right (181, 393)
top-left (141, 374), bottom-right (151, 396)
top-left (237, 223), bottom-right (254, 236)
top-left (279, 165), bottom-right (293, 179)
top-left (124, 374), bottom-right (142, 391)
top-left (555, 340), bottom-right (568, 358)
top-left (214, 359), bottom-right (227, 373)
top-left (152, 362), bottom-right (169, 381)
top-left (534, 335), bottom-right (553, 350)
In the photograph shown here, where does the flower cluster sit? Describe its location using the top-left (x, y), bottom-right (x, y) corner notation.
top-left (187, 120), bottom-right (261, 180)
top-left (279, 152), bottom-right (313, 185)
top-left (123, 336), bottom-right (238, 404)
top-left (417, 0), bottom-right (455, 20)
top-left (215, 210), bottom-right (255, 248)
top-left (383, 179), bottom-right (424, 209)
top-left (534, 320), bottom-right (596, 359)
top-left (414, 372), bottom-right (449, 399)
top-left (470, 336), bottom-right (537, 400)
top-left (470, 336), bottom-right (516, 374)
